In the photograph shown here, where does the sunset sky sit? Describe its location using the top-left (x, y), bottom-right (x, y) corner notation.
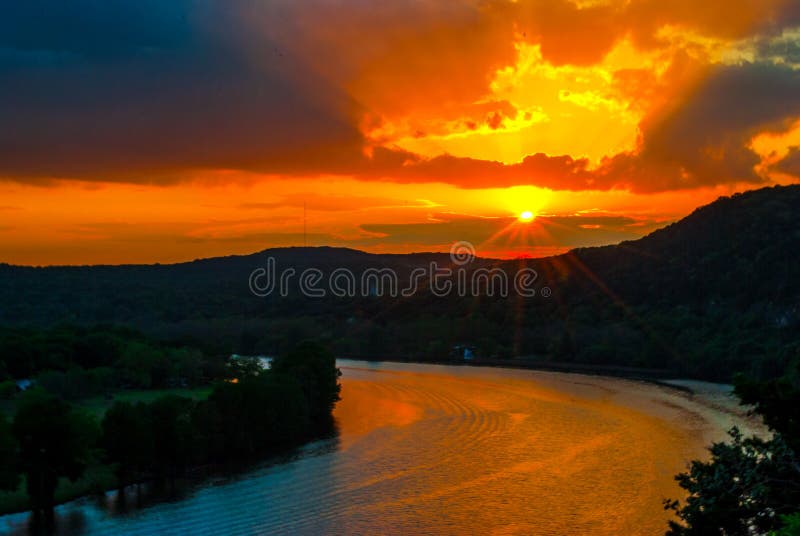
top-left (1, 0), bottom-right (800, 265)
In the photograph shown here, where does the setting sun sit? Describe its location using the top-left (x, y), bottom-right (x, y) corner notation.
top-left (519, 210), bottom-right (535, 222)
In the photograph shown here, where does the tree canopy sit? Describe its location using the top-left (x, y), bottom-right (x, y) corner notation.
top-left (12, 389), bottom-right (99, 517)
top-left (666, 360), bottom-right (800, 535)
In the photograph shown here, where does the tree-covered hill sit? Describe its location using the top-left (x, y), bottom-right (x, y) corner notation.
top-left (565, 184), bottom-right (799, 308)
top-left (2, 185), bottom-right (799, 381)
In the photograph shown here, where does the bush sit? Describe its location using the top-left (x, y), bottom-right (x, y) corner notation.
top-left (0, 380), bottom-right (17, 400)
top-left (774, 513), bottom-right (800, 536)
top-left (12, 389), bottom-right (99, 516)
top-left (0, 413), bottom-right (19, 491)
top-left (101, 401), bottom-right (153, 483)
top-left (271, 341), bottom-right (341, 423)
top-left (666, 428), bottom-right (800, 535)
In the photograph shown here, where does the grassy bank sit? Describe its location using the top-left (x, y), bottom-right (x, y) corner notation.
top-left (1, 386), bottom-right (212, 419)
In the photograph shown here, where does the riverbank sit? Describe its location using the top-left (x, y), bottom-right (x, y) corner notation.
top-left (658, 379), bottom-right (766, 439)
top-left (0, 386), bottom-right (213, 517)
top-left (526, 368), bottom-right (767, 443)
top-left (337, 355), bottom-right (675, 380)
top-left (0, 343), bottom-right (340, 524)
top-left (2, 360), bottom-right (763, 535)
top-left (1, 367), bottom-right (759, 521)
top-left (340, 356), bottom-right (765, 433)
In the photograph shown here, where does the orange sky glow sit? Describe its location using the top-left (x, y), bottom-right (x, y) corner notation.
top-left (1, 0), bottom-right (799, 265)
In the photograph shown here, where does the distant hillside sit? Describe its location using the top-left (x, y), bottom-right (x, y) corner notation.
top-left (566, 184), bottom-right (800, 307)
top-left (1, 185), bottom-right (799, 381)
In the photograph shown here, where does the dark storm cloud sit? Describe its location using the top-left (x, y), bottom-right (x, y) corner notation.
top-left (598, 62), bottom-right (800, 190)
top-left (0, 1), bottom-right (364, 180)
top-left (0, 1), bottom-right (191, 59)
top-left (1, 0), bottom-right (800, 193)
top-left (756, 35), bottom-right (800, 63)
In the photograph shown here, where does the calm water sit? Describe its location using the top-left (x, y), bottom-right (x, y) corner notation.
top-left (1, 361), bottom-right (728, 535)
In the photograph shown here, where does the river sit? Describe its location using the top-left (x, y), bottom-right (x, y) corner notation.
top-left (0, 360), bottom-right (758, 535)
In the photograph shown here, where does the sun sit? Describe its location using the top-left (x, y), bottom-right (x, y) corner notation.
top-left (519, 210), bottom-right (535, 222)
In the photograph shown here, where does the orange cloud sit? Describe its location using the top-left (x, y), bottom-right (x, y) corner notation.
top-left (2, 0), bottom-right (800, 264)
top-left (1, 0), bottom-right (798, 194)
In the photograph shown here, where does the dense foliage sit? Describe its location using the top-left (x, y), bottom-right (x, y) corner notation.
top-left (735, 358), bottom-right (800, 452)
top-left (665, 430), bottom-right (799, 535)
top-left (99, 342), bottom-right (339, 481)
top-left (271, 341), bottom-right (341, 422)
top-left (11, 390), bottom-right (99, 518)
top-left (0, 414), bottom-right (18, 492)
top-left (2, 186), bottom-right (798, 382)
top-left (1, 185), bottom-right (799, 529)
top-left (0, 340), bottom-right (341, 522)
top-left (0, 325), bottom-right (227, 398)
top-left (666, 358), bottom-right (800, 535)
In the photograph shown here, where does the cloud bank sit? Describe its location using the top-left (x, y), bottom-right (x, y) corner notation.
top-left (1, 0), bottom-right (800, 192)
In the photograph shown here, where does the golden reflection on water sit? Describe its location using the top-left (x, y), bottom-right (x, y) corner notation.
top-left (2, 361), bottom-right (738, 536)
top-left (330, 362), bottom-right (712, 535)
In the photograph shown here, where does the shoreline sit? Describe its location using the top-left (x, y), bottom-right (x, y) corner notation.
top-left (336, 355), bottom-right (730, 398)
top-left (336, 355), bottom-right (677, 381)
top-left (1, 359), bottom-right (765, 523)
top-left (337, 358), bottom-right (768, 442)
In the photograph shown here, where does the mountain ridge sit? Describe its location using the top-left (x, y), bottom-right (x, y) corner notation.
top-left (1, 184), bottom-right (799, 381)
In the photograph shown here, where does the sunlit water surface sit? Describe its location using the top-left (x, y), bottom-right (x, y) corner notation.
top-left (1, 361), bottom-right (742, 535)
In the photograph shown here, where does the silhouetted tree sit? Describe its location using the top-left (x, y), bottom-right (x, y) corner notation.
top-left (102, 401), bottom-right (153, 487)
top-left (206, 373), bottom-right (309, 456)
top-left (667, 361), bottom-right (800, 534)
top-left (0, 380), bottom-right (17, 400)
top-left (148, 395), bottom-right (196, 478)
top-left (0, 413), bottom-right (19, 492)
top-left (117, 341), bottom-right (165, 388)
top-left (665, 429), bottom-right (800, 535)
top-left (774, 513), bottom-right (800, 535)
top-left (227, 356), bottom-right (263, 380)
top-left (190, 399), bottom-right (226, 462)
top-left (735, 357), bottom-right (800, 451)
top-left (271, 341), bottom-right (341, 423)
top-left (12, 389), bottom-right (98, 523)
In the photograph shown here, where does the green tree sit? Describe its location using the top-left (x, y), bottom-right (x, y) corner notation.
top-left (0, 359), bottom-right (8, 381)
top-left (169, 347), bottom-right (203, 386)
top-left (117, 341), bottom-right (167, 388)
top-left (101, 401), bottom-right (153, 487)
top-left (12, 389), bottom-right (99, 520)
top-left (665, 428), bottom-right (800, 535)
top-left (666, 349), bottom-right (800, 535)
top-left (773, 513), bottom-right (800, 536)
top-left (735, 358), bottom-right (800, 451)
top-left (207, 373), bottom-right (310, 456)
top-left (0, 380), bottom-right (17, 400)
top-left (227, 355), bottom-right (264, 380)
top-left (148, 395), bottom-right (196, 478)
top-left (271, 341), bottom-right (340, 423)
top-left (190, 399), bottom-right (225, 462)
top-left (0, 413), bottom-right (19, 491)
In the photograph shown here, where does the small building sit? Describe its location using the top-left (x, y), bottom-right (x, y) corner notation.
top-left (15, 379), bottom-right (33, 391)
top-left (452, 345), bottom-right (476, 360)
